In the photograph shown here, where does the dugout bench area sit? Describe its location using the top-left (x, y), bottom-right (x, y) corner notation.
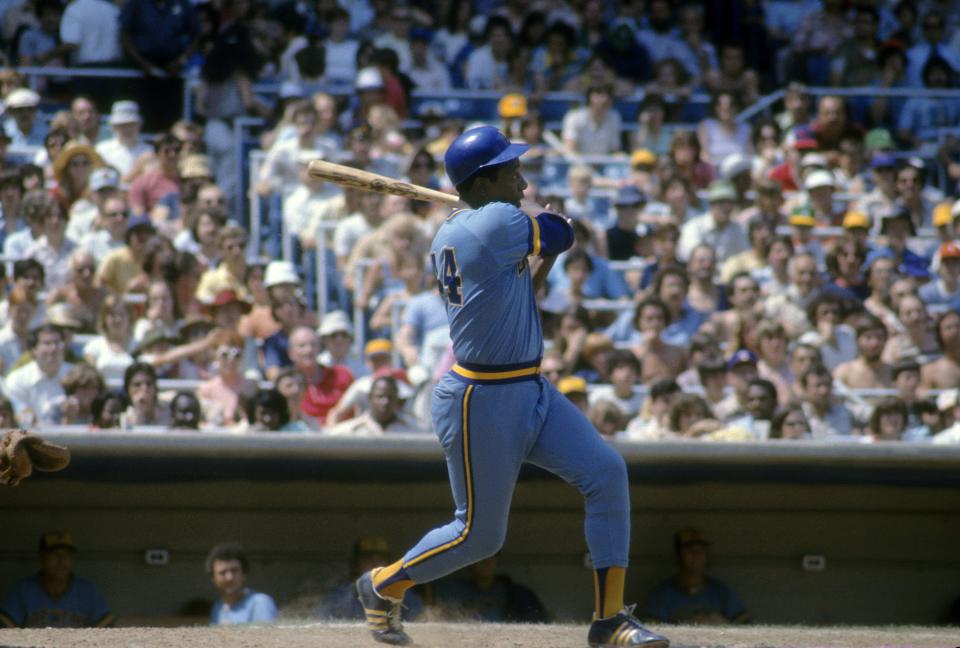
top-left (2, 433), bottom-right (959, 626)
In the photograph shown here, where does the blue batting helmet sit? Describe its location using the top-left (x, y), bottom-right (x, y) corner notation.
top-left (444, 126), bottom-right (530, 188)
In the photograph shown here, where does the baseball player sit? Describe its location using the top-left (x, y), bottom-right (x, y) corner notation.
top-left (355, 126), bottom-right (669, 648)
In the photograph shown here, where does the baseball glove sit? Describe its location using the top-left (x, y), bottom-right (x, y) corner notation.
top-left (0, 430), bottom-right (70, 487)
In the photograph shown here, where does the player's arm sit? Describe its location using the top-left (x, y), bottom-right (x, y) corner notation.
top-left (523, 205), bottom-right (574, 291)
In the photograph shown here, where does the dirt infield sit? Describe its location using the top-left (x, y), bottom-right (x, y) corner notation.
top-left (1, 622), bottom-right (956, 648)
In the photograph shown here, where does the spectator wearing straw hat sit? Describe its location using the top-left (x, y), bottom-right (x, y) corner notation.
top-left (95, 101), bottom-right (151, 177)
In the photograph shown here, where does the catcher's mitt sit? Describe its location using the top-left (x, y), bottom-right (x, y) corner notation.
top-left (0, 430), bottom-right (70, 487)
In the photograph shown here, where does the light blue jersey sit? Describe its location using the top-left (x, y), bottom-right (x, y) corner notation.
top-left (210, 589), bottom-right (278, 625)
top-left (430, 202), bottom-right (542, 368)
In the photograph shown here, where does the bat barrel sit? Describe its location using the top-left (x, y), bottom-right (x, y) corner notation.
top-left (307, 159), bottom-right (461, 207)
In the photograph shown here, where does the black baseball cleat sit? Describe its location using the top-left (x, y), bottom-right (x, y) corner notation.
top-left (587, 605), bottom-right (670, 647)
top-left (356, 570), bottom-right (411, 646)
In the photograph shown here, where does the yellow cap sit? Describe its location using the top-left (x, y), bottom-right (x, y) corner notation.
top-left (789, 214), bottom-right (817, 227)
top-left (498, 93), bottom-right (527, 119)
top-left (933, 202), bottom-right (953, 227)
top-left (630, 148), bottom-right (657, 168)
top-left (557, 375), bottom-right (588, 395)
top-left (364, 339), bottom-right (393, 356)
top-left (842, 211), bottom-right (870, 229)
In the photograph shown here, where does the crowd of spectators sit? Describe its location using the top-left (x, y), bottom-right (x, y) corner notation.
top-left (0, 0), bottom-right (956, 443)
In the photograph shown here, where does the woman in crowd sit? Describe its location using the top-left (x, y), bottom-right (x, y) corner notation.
top-left (24, 192), bottom-right (75, 289)
top-left (698, 91), bottom-right (751, 167)
top-left (51, 141), bottom-right (101, 213)
top-left (84, 294), bottom-right (136, 381)
top-left (133, 280), bottom-right (180, 346)
top-left (883, 292), bottom-right (940, 364)
top-left (755, 321), bottom-right (793, 405)
top-left (123, 362), bottom-right (170, 426)
top-left (197, 330), bottom-right (259, 426)
top-left (662, 130), bottom-right (714, 190)
top-left (770, 404), bottom-right (812, 440)
top-left (274, 365), bottom-right (322, 431)
top-left (867, 397), bottom-right (909, 442)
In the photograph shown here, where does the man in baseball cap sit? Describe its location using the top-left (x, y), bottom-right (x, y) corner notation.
top-left (0, 531), bottom-right (114, 627)
top-left (557, 375), bottom-right (589, 413)
top-left (712, 349), bottom-right (759, 422)
top-left (919, 242), bottom-right (960, 308)
top-left (644, 528), bottom-right (749, 624)
top-left (607, 186), bottom-right (647, 261)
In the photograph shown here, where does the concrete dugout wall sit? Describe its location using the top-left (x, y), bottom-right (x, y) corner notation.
top-left (2, 433), bottom-right (958, 625)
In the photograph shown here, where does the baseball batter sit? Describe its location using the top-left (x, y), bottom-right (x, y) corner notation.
top-left (356, 126), bottom-right (669, 648)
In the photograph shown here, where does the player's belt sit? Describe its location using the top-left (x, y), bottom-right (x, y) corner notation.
top-left (450, 359), bottom-right (541, 385)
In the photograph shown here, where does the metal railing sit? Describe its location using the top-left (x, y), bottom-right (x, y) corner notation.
top-left (16, 65), bottom-right (194, 121)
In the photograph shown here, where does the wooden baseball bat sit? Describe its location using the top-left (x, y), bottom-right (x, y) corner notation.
top-left (308, 159), bottom-right (461, 207)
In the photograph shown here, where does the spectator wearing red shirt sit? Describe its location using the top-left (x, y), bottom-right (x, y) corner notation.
top-left (288, 325), bottom-right (353, 421)
top-left (127, 132), bottom-right (181, 217)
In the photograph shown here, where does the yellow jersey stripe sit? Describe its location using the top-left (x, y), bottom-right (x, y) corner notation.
top-left (404, 385), bottom-right (475, 567)
top-left (446, 208), bottom-right (468, 222)
top-left (452, 364), bottom-right (540, 380)
top-left (526, 212), bottom-right (541, 256)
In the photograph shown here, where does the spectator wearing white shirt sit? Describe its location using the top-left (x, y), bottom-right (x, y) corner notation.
top-left (905, 11), bottom-right (960, 87)
top-left (679, 181), bottom-right (749, 263)
top-left (588, 350), bottom-right (644, 420)
top-left (60, 0), bottom-right (121, 64)
top-left (95, 102), bottom-right (151, 179)
top-left (3, 323), bottom-right (74, 426)
top-left (407, 29), bottom-right (451, 92)
top-left (282, 150), bottom-right (341, 244)
top-left (561, 84), bottom-right (623, 156)
top-left (0, 286), bottom-right (35, 376)
top-left (373, 6), bottom-right (413, 73)
top-left (464, 16), bottom-right (512, 89)
top-left (257, 103), bottom-right (335, 198)
top-left (321, 7), bottom-right (359, 86)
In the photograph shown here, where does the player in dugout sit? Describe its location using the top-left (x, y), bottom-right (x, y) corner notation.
top-left (354, 125), bottom-right (669, 647)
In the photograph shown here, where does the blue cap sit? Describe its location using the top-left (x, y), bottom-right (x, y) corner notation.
top-left (126, 215), bottom-right (155, 233)
top-left (727, 349), bottom-right (758, 370)
top-left (870, 153), bottom-right (897, 169)
top-left (614, 185), bottom-right (646, 207)
top-left (861, 247), bottom-right (895, 273)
